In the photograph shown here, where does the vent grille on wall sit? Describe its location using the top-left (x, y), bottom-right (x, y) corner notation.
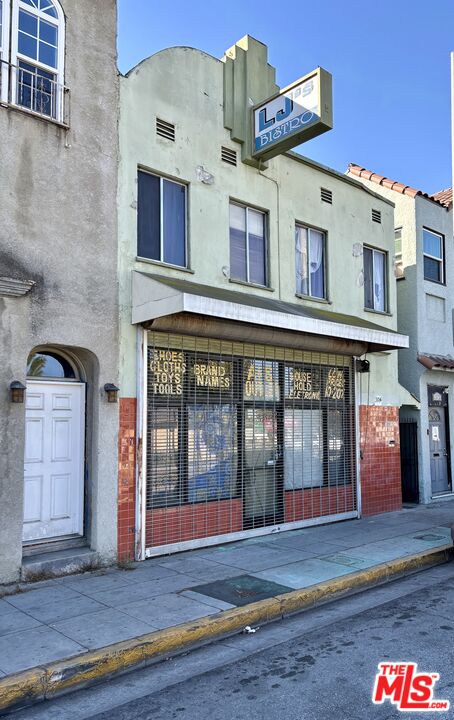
top-left (156, 118), bottom-right (175, 141)
top-left (221, 146), bottom-right (237, 166)
top-left (321, 188), bottom-right (333, 204)
top-left (372, 209), bottom-right (382, 223)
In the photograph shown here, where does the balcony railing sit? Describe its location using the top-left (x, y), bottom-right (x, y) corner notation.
top-left (0, 59), bottom-right (69, 126)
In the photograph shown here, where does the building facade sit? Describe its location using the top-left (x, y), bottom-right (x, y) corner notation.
top-left (0, 0), bottom-right (119, 583)
top-left (118, 37), bottom-right (411, 562)
top-left (348, 164), bottom-right (453, 505)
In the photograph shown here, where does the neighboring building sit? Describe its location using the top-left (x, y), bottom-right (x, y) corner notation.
top-left (0, 0), bottom-right (118, 583)
top-left (118, 36), bottom-right (411, 562)
top-left (348, 164), bottom-right (453, 505)
top-left (452, 51), bottom-right (454, 225)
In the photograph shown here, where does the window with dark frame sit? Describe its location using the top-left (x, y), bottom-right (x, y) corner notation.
top-left (423, 228), bottom-right (444, 283)
top-left (229, 202), bottom-right (267, 286)
top-left (363, 245), bottom-right (387, 312)
top-left (295, 224), bottom-right (326, 299)
top-left (137, 169), bottom-right (187, 267)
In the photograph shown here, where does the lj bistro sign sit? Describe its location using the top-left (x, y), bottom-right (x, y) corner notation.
top-left (252, 67), bottom-right (333, 162)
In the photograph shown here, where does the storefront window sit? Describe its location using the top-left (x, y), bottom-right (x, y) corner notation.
top-left (327, 408), bottom-right (346, 484)
top-left (187, 405), bottom-right (237, 502)
top-left (244, 359), bottom-right (279, 401)
top-left (147, 406), bottom-right (181, 508)
top-left (284, 365), bottom-right (321, 401)
top-left (146, 342), bottom-right (354, 521)
top-left (284, 409), bottom-right (324, 489)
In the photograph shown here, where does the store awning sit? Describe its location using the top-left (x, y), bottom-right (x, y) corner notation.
top-left (131, 271), bottom-right (409, 353)
top-left (418, 354), bottom-right (454, 370)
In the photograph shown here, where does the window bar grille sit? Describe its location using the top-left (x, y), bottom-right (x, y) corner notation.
top-left (0, 59), bottom-right (68, 123)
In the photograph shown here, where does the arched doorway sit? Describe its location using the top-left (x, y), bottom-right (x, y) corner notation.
top-left (23, 349), bottom-right (86, 544)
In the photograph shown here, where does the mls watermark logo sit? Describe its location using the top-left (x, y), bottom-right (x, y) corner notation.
top-left (372, 663), bottom-right (450, 712)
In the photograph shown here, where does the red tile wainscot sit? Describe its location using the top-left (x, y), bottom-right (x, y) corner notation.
top-left (360, 405), bottom-right (402, 516)
top-left (284, 485), bottom-right (355, 523)
top-left (146, 499), bottom-right (243, 548)
top-left (118, 397), bottom-right (137, 561)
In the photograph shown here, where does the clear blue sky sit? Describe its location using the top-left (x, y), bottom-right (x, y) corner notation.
top-left (118, 0), bottom-right (453, 194)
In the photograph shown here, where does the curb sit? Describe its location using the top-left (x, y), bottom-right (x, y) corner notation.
top-left (1, 544), bottom-right (452, 714)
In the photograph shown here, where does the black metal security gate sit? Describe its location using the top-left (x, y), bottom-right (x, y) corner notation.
top-left (143, 331), bottom-right (357, 555)
top-left (399, 420), bottom-right (419, 503)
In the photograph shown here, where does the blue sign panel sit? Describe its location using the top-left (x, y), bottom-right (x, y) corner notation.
top-left (252, 68), bottom-right (333, 160)
top-left (254, 110), bottom-right (320, 152)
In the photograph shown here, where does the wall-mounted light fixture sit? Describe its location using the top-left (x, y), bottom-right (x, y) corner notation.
top-left (10, 381), bottom-right (26, 403)
top-left (355, 359), bottom-right (370, 374)
top-left (104, 383), bottom-right (119, 403)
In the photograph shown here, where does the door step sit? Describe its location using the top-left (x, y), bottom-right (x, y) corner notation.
top-left (22, 535), bottom-right (87, 557)
top-left (21, 547), bottom-right (99, 582)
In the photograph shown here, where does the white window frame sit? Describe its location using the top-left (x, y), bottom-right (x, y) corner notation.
top-left (229, 201), bottom-right (268, 286)
top-left (10, 0), bottom-right (65, 121)
top-left (394, 226), bottom-right (403, 277)
top-left (364, 245), bottom-right (387, 312)
top-left (295, 223), bottom-right (327, 300)
top-left (137, 169), bottom-right (188, 268)
top-left (0, 0), bottom-right (11, 104)
top-left (423, 227), bottom-right (444, 284)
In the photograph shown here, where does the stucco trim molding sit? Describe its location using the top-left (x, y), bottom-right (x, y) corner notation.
top-left (0, 277), bottom-right (35, 297)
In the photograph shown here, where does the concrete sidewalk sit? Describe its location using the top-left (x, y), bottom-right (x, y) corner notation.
top-left (1, 501), bottom-right (453, 712)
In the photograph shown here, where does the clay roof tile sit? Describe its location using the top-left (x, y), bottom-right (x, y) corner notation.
top-left (347, 163), bottom-right (450, 208)
top-left (430, 188), bottom-right (452, 208)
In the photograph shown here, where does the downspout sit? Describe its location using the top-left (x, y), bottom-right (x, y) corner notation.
top-left (258, 161), bottom-right (281, 298)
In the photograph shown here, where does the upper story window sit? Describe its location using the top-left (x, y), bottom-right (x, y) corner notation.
top-left (137, 169), bottom-right (187, 268)
top-left (295, 224), bottom-right (326, 300)
top-left (229, 202), bottom-right (267, 286)
top-left (394, 227), bottom-right (403, 277)
top-left (1, 0), bottom-right (65, 122)
top-left (364, 246), bottom-right (387, 312)
top-left (423, 228), bottom-right (444, 284)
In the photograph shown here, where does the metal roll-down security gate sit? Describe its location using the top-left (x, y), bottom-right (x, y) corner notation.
top-left (140, 331), bottom-right (357, 557)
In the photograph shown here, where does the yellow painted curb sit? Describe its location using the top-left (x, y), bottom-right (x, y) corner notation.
top-left (0, 543), bottom-right (452, 714)
top-left (0, 668), bottom-right (46, 711)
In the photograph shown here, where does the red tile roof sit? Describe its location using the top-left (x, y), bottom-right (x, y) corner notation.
top-left (418, 354), bottom-right (454, 370)
top-left (430, 188), bottom-right (452, 208)
top-left (348, 163), bottom-right (452, 209)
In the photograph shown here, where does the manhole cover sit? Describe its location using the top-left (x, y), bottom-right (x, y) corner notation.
top-left (321, 554), bottom-right (365, 567)
top-left (190, 574), bottom-right (293, 607)
top-left (413, 534), bottom-right (446, 541)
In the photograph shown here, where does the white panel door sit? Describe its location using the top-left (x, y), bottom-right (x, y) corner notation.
top-left (23, 381), bottom-right (85, 542)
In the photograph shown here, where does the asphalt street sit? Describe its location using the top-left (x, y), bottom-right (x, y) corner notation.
top-left (10, 562), bottom-right (454, 720)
